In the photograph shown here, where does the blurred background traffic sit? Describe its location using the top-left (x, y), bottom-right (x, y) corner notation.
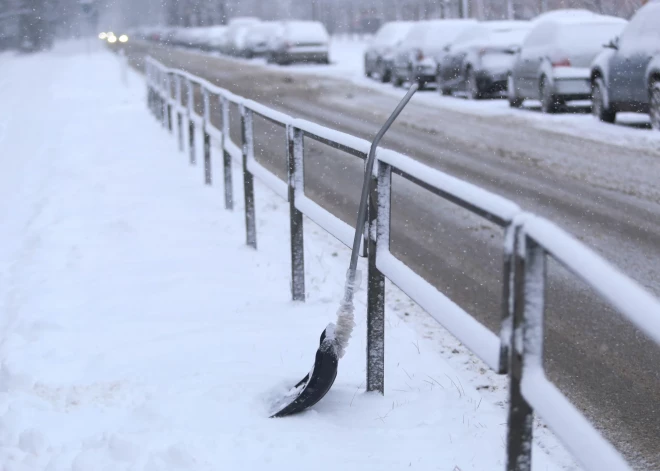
top-left (1, 0), bottom-right (657, 127)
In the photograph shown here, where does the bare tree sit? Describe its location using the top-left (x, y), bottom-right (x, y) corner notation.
top-left (111, 0), bottom-right (646, 31)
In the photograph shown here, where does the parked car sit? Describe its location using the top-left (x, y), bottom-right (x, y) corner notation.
top-left (438, 21), bottom-right (531, 99)
top-left (244, 22), bottom-right (284, 58)
top-left (391, 20), bottom-right (478, 89)
top-left (590, 0), bottom-right (660, 127)
top-left (364, 21), bottom-right (414, 82)
top-left (199, 26), bottom-right (228, 52)
top-left (648, 55), bottom-right (660, 130)
top-left (172, 27), bottom-right (210, 49)
top-left (224, 18), bottom-right (261, 56)
top-left (268, 21), bottom-right (330, 65)
top-left (508, 13), bottom-right (626, 113)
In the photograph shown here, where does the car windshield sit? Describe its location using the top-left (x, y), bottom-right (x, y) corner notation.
top-left (488, 28), bottom-right (531, 48)
top-left (375, 23), bottom-right (413, 47)
top-left (557, 22), bottom-right (625, 51)
top-left (284, 22), bottom-right (328, 42)
top-left (426, 21), bottom-right (476, 46)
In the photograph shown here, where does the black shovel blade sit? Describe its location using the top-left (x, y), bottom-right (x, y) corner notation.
top-left (270, 324), bottom-right (339, 418)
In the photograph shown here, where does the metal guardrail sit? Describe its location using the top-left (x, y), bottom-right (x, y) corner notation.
top-left (144, 56), bottom-right (660, 471)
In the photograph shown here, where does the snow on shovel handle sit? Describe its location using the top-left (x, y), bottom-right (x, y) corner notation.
top-left (269, 84), bottom-right (418, 418)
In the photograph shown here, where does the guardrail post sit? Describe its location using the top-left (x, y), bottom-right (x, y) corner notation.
top-left (241, 104), bottom-right (257, 249)
top-left (220, 96), bottom-right (233, 210)
top-left (165, 75), bottom-right (173, 133)
top-left (366, 160), bottom-right (389, 394)
top-left (202, 88), bottom-right (212, 185)
top-left (175, 75), bottom-right (184, 152)
top-left (499, 222), bottom-right (517, 375)
top-left (187, 79), bottom-right (196, 165)
top-left (153, 68), bottom-right (161, 120)
top-left (160, 72), bottom-right (168, 128)
top-left (507, 232), bottom-right (546, 471)
top-left (287, 125), bottom-right (305, 302)
top-left (146, 62), bottom-right (153, 115)
top-left (153, 67), bottom-right (160, 120)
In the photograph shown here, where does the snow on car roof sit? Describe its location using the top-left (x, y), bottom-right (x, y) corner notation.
top-left (487, 28), bottom-right (533, 47)
top-left (544, 14), bottom-right (627, 26)
top-left (483, 20), bottom-right (531, 31)
top-left (282, 21), bottom-right (329, 42)
top-left (532, 8), bottom-right (595, 22)
top-left (374, 21), bottom-right (415, 44)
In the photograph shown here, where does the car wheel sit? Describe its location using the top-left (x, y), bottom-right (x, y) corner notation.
top-left (592, 77), bottom-right (616, 124)
top-left (507, 75), bottom-right (524, 108)
top-left (365, 59), bottom-right (372, 77)
top-left (380, 64), bottom-right (391, 83)
top-left (650, 81), bottom-right (660, 131)
top-left (540, 77), bottom-right (563, 114)
top-left (436, 72), bottom-right (452, 96)
top-left (393, 71), bottom-right (403, 88)
top-left (465, 67), bottom-right (481, 100)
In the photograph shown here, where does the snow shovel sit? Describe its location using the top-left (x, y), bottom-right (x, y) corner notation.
top-left (270, 83), bottom-right (419, 418)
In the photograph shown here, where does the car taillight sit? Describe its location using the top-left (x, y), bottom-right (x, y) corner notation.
top-left (552, 58), bottom-right (571, 68)
top-left (415, 49), bottom-right (424, 61)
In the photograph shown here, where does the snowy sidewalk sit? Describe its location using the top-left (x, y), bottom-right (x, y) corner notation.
top-left (0, 43), bottom-right (565, 471)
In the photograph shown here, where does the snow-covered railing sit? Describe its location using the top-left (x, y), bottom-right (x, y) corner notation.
top-left (144, 57), bottom-right (660, 471)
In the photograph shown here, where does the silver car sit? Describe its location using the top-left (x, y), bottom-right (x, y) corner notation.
top-left (268, 21), bottom-right (330, 65)
top-left (391, 19), bottom-right (477, 89)
top-left (364, 21), bottom-right (413, 83)
top-left (508, 13), bottom-right (627, 113)
top-left (244, 22), bottom-right (283, 58)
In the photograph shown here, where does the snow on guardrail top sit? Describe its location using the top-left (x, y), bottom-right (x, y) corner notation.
top-left (147, 59), bottom-right (244, 105)
top-left (524, 215), bottom-right (660, 346)
top-left (292, 119), bottom-right (372, 156)
top-left (244, 100), bottom-right (292, 126)
top-left (377, 148), bottom-right (521, 225)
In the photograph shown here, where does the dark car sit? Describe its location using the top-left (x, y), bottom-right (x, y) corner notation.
top-left (364, 21), bottom-right (413, 83)
top-left (438, 21), bottom-right (531, 99)
top-left (391, 19), bottom-right (477, 89)
top-left (590, 0), bottom-right (660, 127)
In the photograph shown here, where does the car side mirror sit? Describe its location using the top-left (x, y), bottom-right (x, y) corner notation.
top-left (507, 45), bottom-right (521, 54)
top-left (605, 37), bottom-right (619, 50)
top-left (443, 45), bottom-right (451, 52)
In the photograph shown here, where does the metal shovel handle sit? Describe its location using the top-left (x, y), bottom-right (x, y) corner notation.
top-left (347, 84), bottom-right (418, 275)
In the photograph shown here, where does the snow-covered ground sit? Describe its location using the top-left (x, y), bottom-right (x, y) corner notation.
top-left (0, 41), bottom-right (579, 470)
top-left (233, 37), bottom-right (659, 154)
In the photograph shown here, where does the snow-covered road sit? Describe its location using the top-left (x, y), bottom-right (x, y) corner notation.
top-left (0, 43), bottom-right (570, 470)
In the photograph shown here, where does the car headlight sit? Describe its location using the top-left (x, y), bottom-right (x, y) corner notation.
top-left (98, 32), bottom-right (107, 40)
top-left (107, 35), bottom-right (117, 43)
top-left (119, 35), bottom-right (129, 43)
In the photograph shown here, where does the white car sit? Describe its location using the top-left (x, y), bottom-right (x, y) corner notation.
top-left (508, 12), bottom-right (627, 113)
top-left (244, 22), bottom-right (284, 58)
top-left (224, 17), bottom-right (261, 56)
top-left (269, 21), bottom-right (330, 65)
top-left (203, 26), bottom-right (228, 52)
